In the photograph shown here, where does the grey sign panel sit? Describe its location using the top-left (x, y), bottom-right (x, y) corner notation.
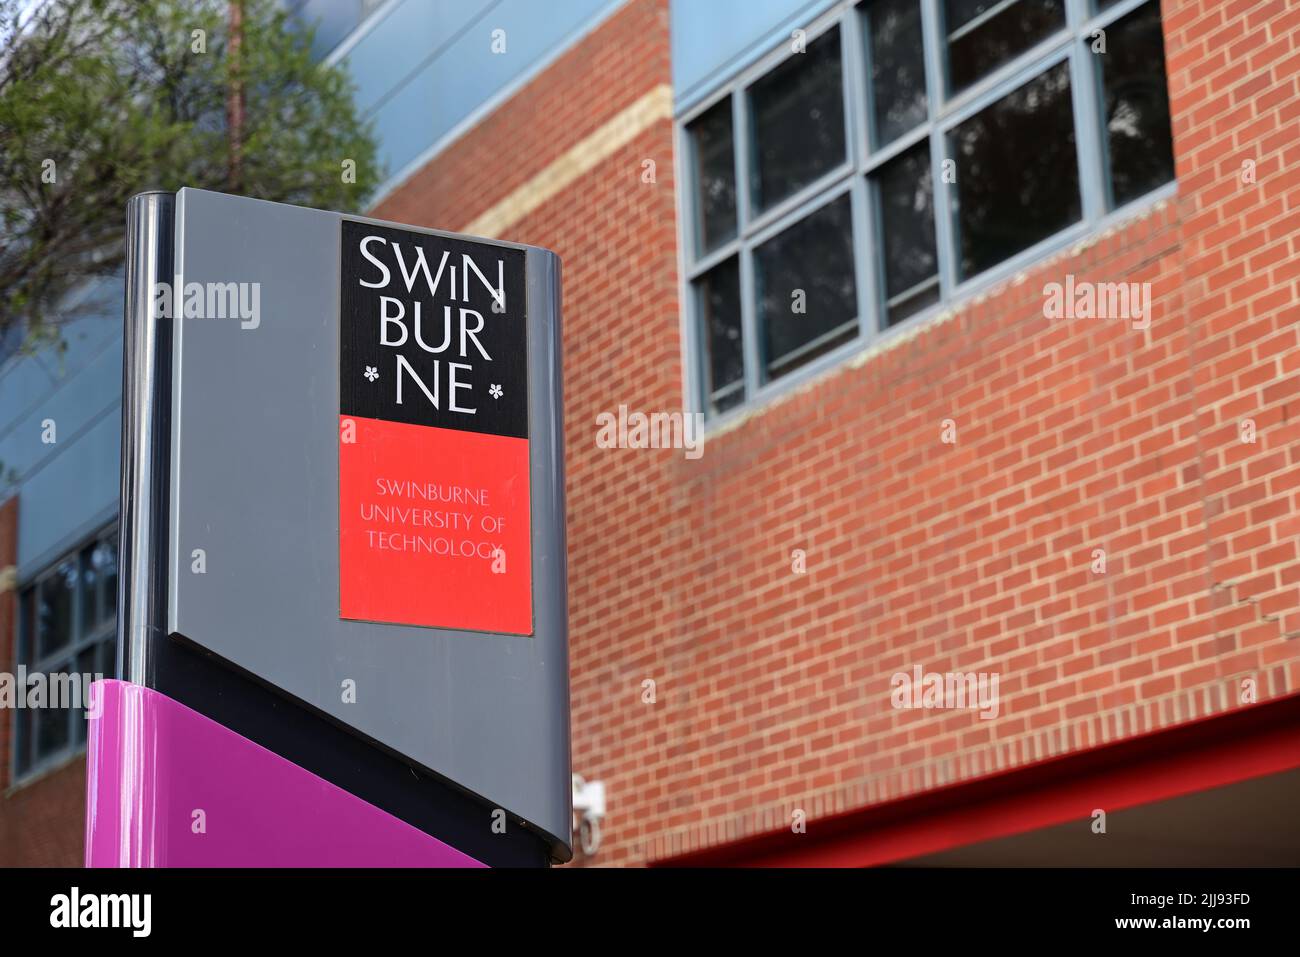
top-left (166, 188), bottom-right (570, 855)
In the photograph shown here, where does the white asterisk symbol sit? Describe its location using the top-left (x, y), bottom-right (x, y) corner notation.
top-left (488, 384), bottom-right (503, 399)
top-left (364, 366), bottom-right (379, 382)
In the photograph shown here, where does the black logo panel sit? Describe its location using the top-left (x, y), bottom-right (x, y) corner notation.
top-left (340, 219), bottom-right (528, 439)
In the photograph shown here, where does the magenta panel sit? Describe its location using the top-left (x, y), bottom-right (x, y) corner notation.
top-left (84, 679), bottom-right (484, 867)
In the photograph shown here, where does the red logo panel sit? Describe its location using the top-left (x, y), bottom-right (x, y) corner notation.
top-left (339, 415), bottom-right (532, 635)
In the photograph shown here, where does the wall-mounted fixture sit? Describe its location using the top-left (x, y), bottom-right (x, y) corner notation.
top-left (572, 774), bottom-right (606, 857)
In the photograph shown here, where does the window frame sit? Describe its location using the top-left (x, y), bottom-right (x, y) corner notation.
top-left (10, 524), bottom-right (118, 786)
top-left (675, 0), bottom-right (1176, 427)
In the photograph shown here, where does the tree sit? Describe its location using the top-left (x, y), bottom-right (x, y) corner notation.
top-left (0, 0), bottom-right (381, 353)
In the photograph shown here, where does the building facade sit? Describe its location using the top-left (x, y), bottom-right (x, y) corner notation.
top-left (3, 0), bottom-right (1300, 866)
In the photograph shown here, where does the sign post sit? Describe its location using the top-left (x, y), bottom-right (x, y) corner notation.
top-left (88, 189), bottom-right (570, 867)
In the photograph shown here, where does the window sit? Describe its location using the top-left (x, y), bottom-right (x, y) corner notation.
top-left (13, 527), bottom-right (118, 780)
top-left (681, 0), bottom-right (1176, 418)
top-left (866, 0), bottom-right (928, 147)
top-left (945, 0), bottom-right (1067, 94)
top-left (748, 28), bottom-right (847, 213)
top-left (698, 257), bottom-right (744, 413)
top-left (1098, 1), bottom-right (1175, 207)
top-left (690, 99), bottom-right (738, 254)
top-left (875, 143), bottom-right (939, 324)
top-left (950, 60), bottom-right (1081, 279)
top-left (757, 193), bottom-right (858, 376)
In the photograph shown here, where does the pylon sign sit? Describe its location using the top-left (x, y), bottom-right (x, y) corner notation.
top-left (101, 188), bottom-right (572, 864)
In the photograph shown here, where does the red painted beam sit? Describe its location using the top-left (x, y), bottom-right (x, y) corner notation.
top-left (659, 693), bottom-right (1300, 867)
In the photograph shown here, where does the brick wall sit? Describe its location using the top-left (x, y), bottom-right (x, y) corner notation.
top-left (0, 761), bottom-right (85, 868)
top-left (378, 0), bottom-right (1300, 866)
